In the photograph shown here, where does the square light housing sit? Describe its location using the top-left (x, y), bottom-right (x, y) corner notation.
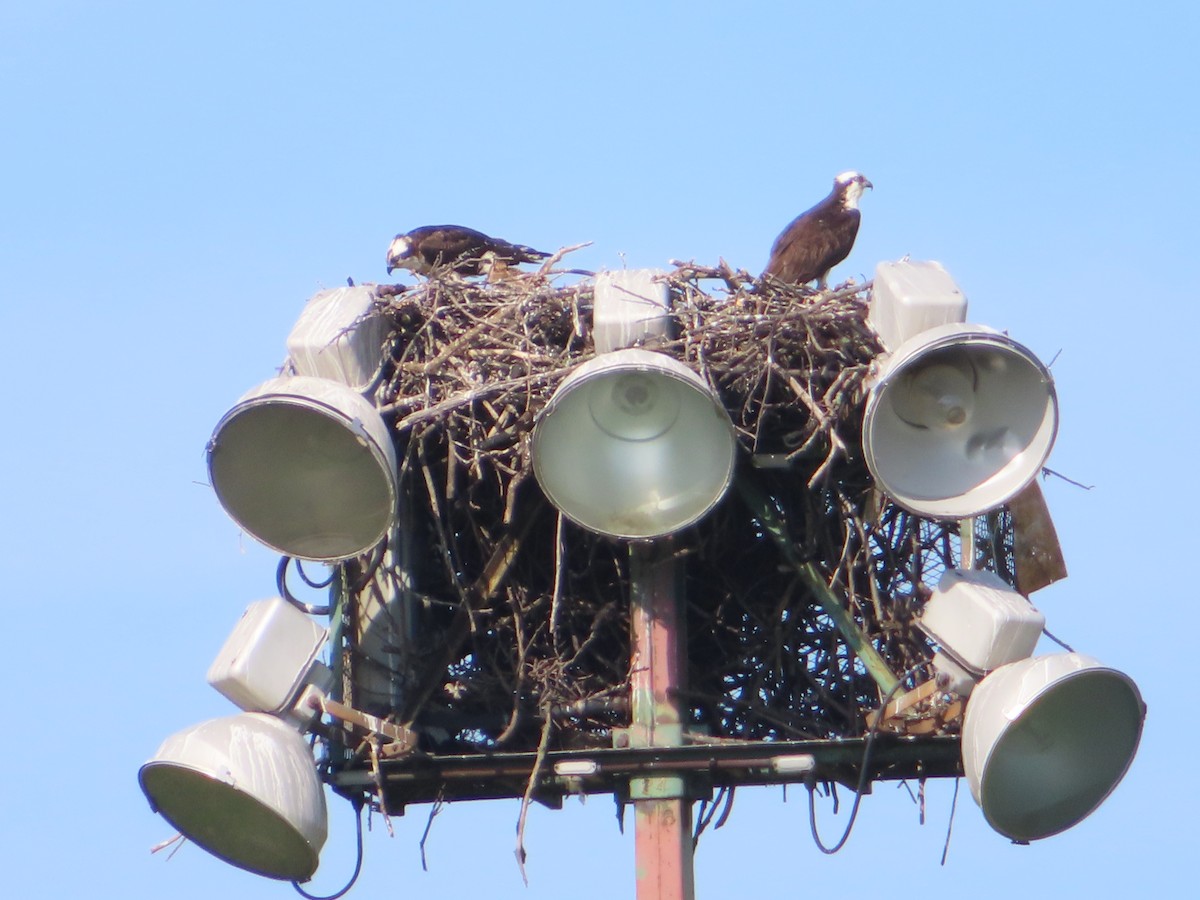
top-left (919, 568), bottom-right (1044, 676)
top-left (207, 597), bottom-right (329, 715)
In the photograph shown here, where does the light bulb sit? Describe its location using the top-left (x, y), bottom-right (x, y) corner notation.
top-left (890, 356), bottom-right (977, 430)
top-left (588, 373), bottom-right (682, 441)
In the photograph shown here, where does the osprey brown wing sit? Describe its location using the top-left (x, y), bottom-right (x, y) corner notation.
top-left (765, 207), bottom-right (861, 285)
top-left (409, 225), bottom-right (494, 273)
top-left (763, 172), bottom-right (871, 289)
top-left (489, 238), bottom-right (552, 267)
top-left (387, 225), bottom-right (550, 276)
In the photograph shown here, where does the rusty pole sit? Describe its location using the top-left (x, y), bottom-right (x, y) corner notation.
top-left (628, 541), bottom-right (695, 900)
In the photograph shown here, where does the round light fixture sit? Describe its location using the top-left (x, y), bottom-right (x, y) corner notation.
top-left (962, 653), bottom-right (1145, 842)
top-left (207, 375), bottom-right (397, 561)
top-left (531, 349), bottom-right (737, 539)
top-left (863, 324), bottom-right (1058, 518)
top-left (139, 713), bottom-right (328, 881)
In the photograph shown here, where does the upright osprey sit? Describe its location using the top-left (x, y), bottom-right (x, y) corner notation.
top-left (386, 225), bottom-right (550, 278)
top-left (763, 171), bottom-right (872, 289)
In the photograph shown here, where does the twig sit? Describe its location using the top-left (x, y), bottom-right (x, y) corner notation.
top-left (1042, 466), bottom-right (1094, 490)
top-left (382, 365), bottom-right (579, 424)
top-left (549, 512), bottom-right (567, 658)
top-left (515, 705), bottom-right (555, 884)
top-left (536, 240), bottom-right (594, 276)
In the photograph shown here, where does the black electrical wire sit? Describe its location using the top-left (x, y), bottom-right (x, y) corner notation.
top-left (1042, 627), bottom-right (1075, 652)
top-left (277, 556), bottom-right (333, 616)
top-left (292, 801), bottom-right (364, 900)
top-left (940, 777), bottom-right (960, 866)
top-left (693, 786), bottom-right (734, 847)
top-left (296, 559), bottom-right (337, 590)
top-left (807, 664), bottom-right (925, 854)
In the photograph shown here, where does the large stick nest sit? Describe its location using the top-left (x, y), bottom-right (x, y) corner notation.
top-left (338, 258), bottom-right (1010, 755)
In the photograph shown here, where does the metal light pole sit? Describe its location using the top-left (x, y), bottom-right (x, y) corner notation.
top-left (628, 541), bottom-right (695, 900)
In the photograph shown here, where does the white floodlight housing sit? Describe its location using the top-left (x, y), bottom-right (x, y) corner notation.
top-left (862, 323), bottom-right (1058, 518)
top-left (869, 259), bottom-right (968, 351)
top-left (207, 374), bottom-right (397, 561)
top-left (962, 653), bottom-right (1145, 842)
top-left (531, 348), bottom-right (737, 539)
top-left (592, 269), bottom-right (672, 354)
top-left (920, 568), bottom-right (1045, 692)
top-left (286, 285), bottom-right (390, 390)
top-left (139, 713), bottom-right (328, 881)
top-left (207, 597), bottom-right (330, 717)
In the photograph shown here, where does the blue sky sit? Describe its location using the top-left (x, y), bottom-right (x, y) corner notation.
top-left (2, 2), bottom-right (1196, 897)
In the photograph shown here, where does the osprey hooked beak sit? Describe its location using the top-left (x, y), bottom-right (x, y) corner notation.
top-left (835, 171), bottom-right (872, 209)
top-left (385, 235), bottom-right (411, 275)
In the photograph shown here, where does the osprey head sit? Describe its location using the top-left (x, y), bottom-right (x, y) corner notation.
top-left (834, 171), bottom-right (872, 210)
top-left (386, 234), bottom-right (415, 275)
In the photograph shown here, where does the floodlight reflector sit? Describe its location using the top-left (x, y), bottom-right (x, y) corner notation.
top-left (207, 375), bottom-right (397, 561)
top-left (139, 713), bottom-right (327, 881)
top-left (863, 324), bottom-right (1058, 518)
top-left (962, 653), bottom-right (1145, 842)
top-left (531, 349), bottom-right (736, 539)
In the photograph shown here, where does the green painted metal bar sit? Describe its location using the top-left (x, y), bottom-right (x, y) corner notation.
top-left (322, 565), bottom-right (352, 771)
top-left (959, 516), bottom-right (976, 570)
top-left (734, 473), bottom-right (901, 696)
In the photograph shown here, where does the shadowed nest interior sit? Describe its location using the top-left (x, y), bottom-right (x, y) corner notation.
top-left (326, 258), bottom-right (1013, 758)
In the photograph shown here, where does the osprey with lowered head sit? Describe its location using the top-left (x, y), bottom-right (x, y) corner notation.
top-left (386, 225), bottom-right (550, 279)
top-left (763, 171), bottom-right (872, 289)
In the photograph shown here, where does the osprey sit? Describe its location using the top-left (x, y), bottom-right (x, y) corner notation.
top-left (763, 171), bottom-right (872, 289)
top-left (386, 225), bottom-right (550, 278)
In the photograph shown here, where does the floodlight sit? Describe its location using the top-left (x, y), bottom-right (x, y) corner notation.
top-left (207, 286), bottom-right (396, 561)
top-left (962, 653), bottom-right (1145, 842)
top-left (139, 713), bottom-right (328, 881)
top-left (920, 569), bottom-right (1145, 842)
top-left (207, 374), bottom-right (397, 561)
top-left (531, 348), bottom-right (736, 538)
top-left (862, 323), bottom-right (1058, 518)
